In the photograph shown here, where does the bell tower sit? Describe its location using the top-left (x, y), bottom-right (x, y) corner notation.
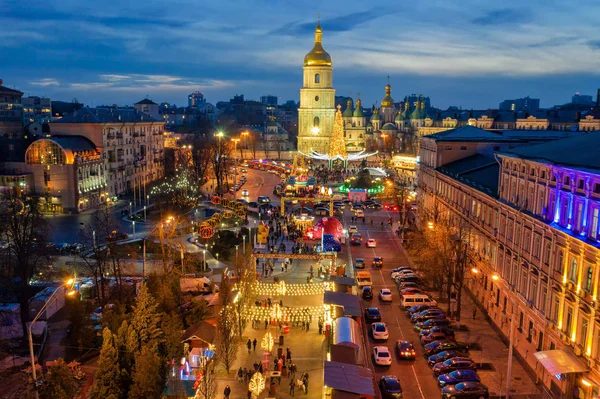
top-left (297, 19), bottom-right (336, 154)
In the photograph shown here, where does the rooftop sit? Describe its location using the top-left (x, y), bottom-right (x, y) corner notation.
top-left (54, 107), bottom-right (160, 123)
top-left (135, 98), bottom-right (157, 105)
top-left (437, 154), bottom-right (500, 196)
top-left (0, 81), bottom-right (24, 96)
top-left (425, 125), bottom-right (577, 143)
top-left (51, 135), bottom-right (97, 152)
top-left (500, 132), bottom-right (600, 172)
top-left (323, 361), bottom-right (374, 396)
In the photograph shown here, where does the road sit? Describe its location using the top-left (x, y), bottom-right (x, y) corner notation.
top-left (342, 207), bottom-right (441, 399)
top-left (228, 166), bottom-right (283, 206)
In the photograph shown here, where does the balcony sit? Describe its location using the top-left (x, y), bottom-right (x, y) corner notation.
top-left (116, 133), bottom-right (123, 139)
top-left (107, 134), bottom-right (115, 140)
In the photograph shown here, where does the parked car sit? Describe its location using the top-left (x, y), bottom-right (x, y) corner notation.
top-left (398, 282), bottom-right (422, 290)
top-left (371, 323), bottom-right (389, 341)
top-left (428, 350), bottom-right (469, 367)
top-left (441, 381), bottom-right (489, 399)
top-left (379, 288), bottom-right (393, 302)
top-left (406, 304), bottom-right (434, 317)
top-left (421, 331), bottom-right (454, 345)
top-left (419, 326), bottom-right (455, 341)
top-left (365, 307), bottom-right (382, 323)
top-left (373, 346), bottom-right (392, 366)
top-left (372, 257), bottom-right (384, 267)
top-left (414, 318), bottom-right (452, 332)
top-left (355, 258), bottom-right (365, 269)
top-left (362, 286), bottom-right (374, 299)
top-left (411, 309), bottom-right (445, 323)
top-left (438, 369), bottom-right (480, 388)
top-left (378, 375), bottom-right (403, 398)
top-left (425, 341), bottom-right (469, 357)
top-left (391, 269), bottom-right (415, 279)
top-left (395, 340), bottom-right (416, 360)
top-left (433, 357), bottom-right (477, 377)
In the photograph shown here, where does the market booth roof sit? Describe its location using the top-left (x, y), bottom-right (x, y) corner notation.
top-left (324, 291), bottom-right (361, 317)
top-left (533, 349), bottom-right (587, 375)
top-left (324, 360), bottom-right (375, 397)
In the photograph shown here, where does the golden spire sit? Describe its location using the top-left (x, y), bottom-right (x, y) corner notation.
top-left (304, 16), bottom-right (331, 66)
top-left (381, 77), bottom-right (394, 108)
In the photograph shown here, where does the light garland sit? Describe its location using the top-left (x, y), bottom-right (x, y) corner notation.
top-left (242, 303), bottom-right (324, 324)
top-left (252, 281), bottom-right (329, 296)
top-left (261, 331), bottom-right (274, 353)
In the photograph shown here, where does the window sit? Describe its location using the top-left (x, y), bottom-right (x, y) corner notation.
top-left (314, 74), bottom-right (320, 83)
top-left (564, 176), bottom-right (571, 186)
top-left (594, 183), bottom-right (600, 194)
top-left (533, 235), bottom-right (541, 258)
top-left (590, 208), bottom-right (599, 240)
top-left (555, 250), bottom-right (564, 273)
top-left (519, 312), bottom-right (524, 331)
top-left (578, 180), bottom-right (584, 190)
top-left (552, 297), bottom-right (560, 322)
top-left (314, 95), bottom-right (319, 102)
top-left (460, 146), bottom-right (467, 150)
top-left (530, 277), bottom-right (538, 304)
top-left (538, 331), bottom-right (544, 351)
top-left (581, 318), bottom-right (589, 346)
top-left (566, 307), bottom-right (573, 333)
top-left (569, 258), bottom-right (578, 283)
top-left (541, 170), bottom-right (546, 179)
top-left (576, 202), bottom-right (583, 232)
top-left (540, 286), bottom-right (547, 314)
top-left (313, 116), bottom-right (320, 127)
top-left (585, 267), bottom-right (593, 293)
top-left (527, 321), bottom-right (534, 342)
top-left (521, 269), bottom-right (528, 295)
top-left (445, 146), bottom-right (452, 150)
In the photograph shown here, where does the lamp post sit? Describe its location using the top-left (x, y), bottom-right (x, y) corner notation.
top-left (235, 245), bottom-right (239, 269)
top-left (202, 249), bottom-right (207, 271)
top-left (132, 221), bottom-right (136, 235)
top-left (29, 278), bottom-right (75, 399)
top-left (242, 235), bottom-right (247, 255)
top-left (129, 201), bottom-right (132, 216)
top-left (143, 205), bottom-right (147, 222)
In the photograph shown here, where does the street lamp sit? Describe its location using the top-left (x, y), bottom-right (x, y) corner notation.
top-left (202, 249), bottom-right (207, 271)
top-left (132, 221), bottom-right (136, 235)
top-left (29, 278), bottom-right (75, 399)
top-left (242, 235), bottom-right (247, 255)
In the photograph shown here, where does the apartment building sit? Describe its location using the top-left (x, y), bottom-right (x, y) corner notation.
top-left (418, 127), bottom-right (600, 398)
top-left (50, 107), bottom-right (165, 200)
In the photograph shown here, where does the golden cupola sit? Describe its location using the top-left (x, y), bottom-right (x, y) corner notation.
top-left (381, 83), bottom-right (394, 108)
top-left (304, 21), bottom-right (332, 67)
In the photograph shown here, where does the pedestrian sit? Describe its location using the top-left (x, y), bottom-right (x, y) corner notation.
top-left (473, 308), bottom-right (477, 319)
top-left (289, 378), bottom-right (295, 396)
top-left (265, 319), bottom-right (268, 329)
top-left (224, 385), bottom-right (231, 399)
top-left (247, 339), bottom-right (252, 353)
top-left (286, 347), bottom-right (291, 360)
top-left (318, 319), bottom-right (323, 335)
top-left (306, 321), bottom-right (310, 332)
top-left (303, 372), bottom-right (309, 393)
top-left (237, 367), bottom-right (244, 383)
top-left (247, 390), bottom-right (252, 399)
top-left (253, 338), bottom-right (257, 352)
top-left (244, 367), bottom-right (249, 383)
top-left (279, 299), bottom-right (283, 307)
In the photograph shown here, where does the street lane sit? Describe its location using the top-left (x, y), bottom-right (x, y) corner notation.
top-left (343, 206), bottom-right (440, 399)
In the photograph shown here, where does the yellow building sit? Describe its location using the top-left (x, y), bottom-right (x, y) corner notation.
top-left (297, 20), bottom-right (336, 153)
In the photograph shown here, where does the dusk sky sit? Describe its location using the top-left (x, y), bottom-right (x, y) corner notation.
top-left (3, 0), bottom-right (600, 109)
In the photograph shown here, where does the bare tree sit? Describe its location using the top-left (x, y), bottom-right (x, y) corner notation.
top-left (208, 136), bottom-right (232, 195)
top-left (248, 132), bottom-right (258, 160)
top-left (193, 359), bottom-right (217, 399)
top-left (215, 276), bottom-right (237, 374)
top-left (0, 195), bottom-right (54, 339)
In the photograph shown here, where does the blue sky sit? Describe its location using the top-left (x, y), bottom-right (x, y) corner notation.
top-left (2, 0), bottom-right (600, 109)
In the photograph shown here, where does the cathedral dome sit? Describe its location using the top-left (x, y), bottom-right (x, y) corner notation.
top-left (381, 84), bottom-right (394, 108)
top-left (395, 112), bottom-right (404, 121)
top-left (353, 100), bottom-right (364, 117)
top-left (343, 99), bottom-right (353, 117)
top-left (381, 123), bottom-right (397, 131)
top-left (304, 22), bottom-right (332, 67)
top-left (370, 108), bottom-right (381, 121)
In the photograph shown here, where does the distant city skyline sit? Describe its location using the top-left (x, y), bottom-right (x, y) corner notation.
top-left (3, 0), bottom-right (600, 109)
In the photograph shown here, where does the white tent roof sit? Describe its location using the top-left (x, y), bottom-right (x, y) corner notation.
top-left (534, 349), bottom-right (587, 375)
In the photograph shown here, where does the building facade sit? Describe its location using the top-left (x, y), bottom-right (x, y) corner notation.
top-left (23, 96), bottom-right (52, 124)
top-left (0, 80), bottom-right (24, 138)
top-left (418, 130), bottom-right (600, 398)
top-left (134, 98), bottom-right (160, 120)
top-left (50, 107), bottom-right (166, 200)
top-left (297, 21), bottom-right (336, 154)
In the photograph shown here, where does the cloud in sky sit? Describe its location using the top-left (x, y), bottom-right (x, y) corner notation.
top-left (2, 0), bottom-right (600, 108)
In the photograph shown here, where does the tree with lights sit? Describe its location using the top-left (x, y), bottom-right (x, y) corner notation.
top-left (328, 105), bottom-right (347, 162)
top-left (215, 276), bottom-right (237, 374)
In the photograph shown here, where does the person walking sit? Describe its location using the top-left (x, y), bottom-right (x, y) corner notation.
top-left (224, 385), bottom-right (231, 399)
top-left (252, 338), bottom-right (257, 352)
top-left (303, 372), bottom-right (309, 394)
top-left (247, 339), bottom-right (252, 353)
top-left (237, 367), bottom-right (244, 383)
top-left (289, 378), bottom-right (295, 396)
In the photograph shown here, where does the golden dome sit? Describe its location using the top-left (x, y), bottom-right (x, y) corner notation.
top-left (304, 22), bottom-right (332, 67)
top-left (381, 83), bottom-right (394, 108)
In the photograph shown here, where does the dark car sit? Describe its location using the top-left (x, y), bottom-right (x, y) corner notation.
top-left (411, 309), bottom-right (445, 323)
top-left (367, 203), bottom-right (383, 209)
top-left (362, 286), bottom-right (374, 299)
top-left (428, 350), bottom-right (469, 367)
top-left (438, 369), bottom-right (480, 388)
top-left (106, 232), bottom-right (128, 241)
top-left (406, 304), bottom-right (434, 317)
top-left (433, 357), bottom-right (477, 376)
top-left (419, 326), bottom-right (455, 340)
top-left (365, 307), bottom-right (382, 323)
top-left (257, 196), bottom-right (270, 204)
top-left (355, 258), bottom-right (365, 269)
top-left (351, 234), bottom-right (363, 245)
top-left (425, 341), bottom-right (470, 357)
top-left (378, 375), bottom-right (403, 399)
top-left (414, 318), bottom-right (452, 332)
top-left (397, 275), bottom-right (421, 284)
top-left (372, 257), bottom-right (384, 267)
top-left (421, 331), bottom-right (454, 345)
top-left (395, 340), bottom-right (416, 360)
top-left (441, 381), bottom-right (489, 399)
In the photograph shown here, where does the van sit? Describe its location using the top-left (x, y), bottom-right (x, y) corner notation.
top-left (401, 294), bottom-right (437, 309)
top-left (355, 271), bottom-right (372, 288)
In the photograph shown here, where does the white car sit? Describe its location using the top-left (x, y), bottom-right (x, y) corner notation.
top-left (379, 289), bottom-right (393, 302)
top-left (366, 239), bottom-right (377, 248)
top-left (241, 189), bottom-right (249, 197)
top-left (391, 269), bottom-right (415, 279)
top-left (371, 323), bottom-right (389, 340)
top-left (372, 346), bottom-right (392, 366)
top-left (348, 225), bottom-right (359, 234)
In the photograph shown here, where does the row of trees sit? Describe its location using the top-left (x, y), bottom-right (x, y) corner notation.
top-left (406, 203), bottom-right (472, 321)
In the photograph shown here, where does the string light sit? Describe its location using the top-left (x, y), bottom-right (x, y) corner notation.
top-left (328, 105), bottom-right (348, 159)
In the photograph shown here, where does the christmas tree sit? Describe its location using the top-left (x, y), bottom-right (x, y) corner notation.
top-left (328, 105), bottom-right (347, 159)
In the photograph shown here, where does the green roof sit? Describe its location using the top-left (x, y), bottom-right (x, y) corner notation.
top-left (370, 113), bottom-right (381, 121)
top-left (353, 106), bottom-right (363, 117)
top-left (395, 112), bottom-right (404, 121)
top-left (343, 106), bottom-right (353, 117)
top-left (381, 123), bottom-right (396, 131)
